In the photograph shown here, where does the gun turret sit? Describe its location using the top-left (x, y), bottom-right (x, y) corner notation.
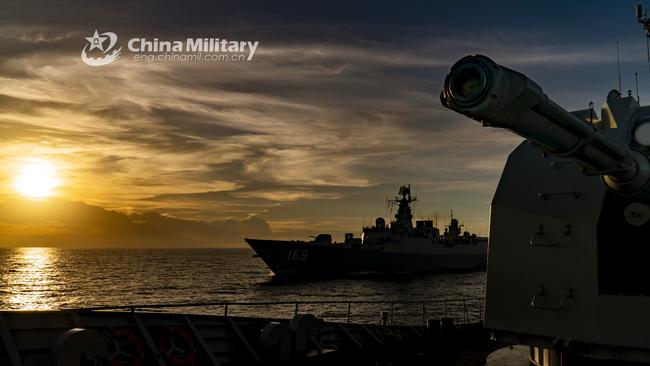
top-left (440, 55), bottom-right (650, 365)
top-left (441, 55), bottom-right (650, 199)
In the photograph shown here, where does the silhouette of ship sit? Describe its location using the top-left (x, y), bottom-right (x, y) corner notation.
top-left (246, 185), bottom-right (487, 277)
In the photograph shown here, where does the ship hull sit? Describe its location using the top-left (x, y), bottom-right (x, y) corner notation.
top-left (246, 238), bottom-right (487, 277)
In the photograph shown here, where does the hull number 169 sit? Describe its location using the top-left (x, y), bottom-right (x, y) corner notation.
top-left (287, 249), bottom-right (308, 261)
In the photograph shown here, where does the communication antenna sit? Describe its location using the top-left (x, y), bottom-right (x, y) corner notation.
top-left (617, 42), bottom-right (622, 92)
top-left (634, 72), bottom-right (641, 105)
top-left (384, 198), bottom-right (389, 219)
top-left (385, 197), bottom-right (394, 211)
top-left (637, 4), bottom-right (650, 82)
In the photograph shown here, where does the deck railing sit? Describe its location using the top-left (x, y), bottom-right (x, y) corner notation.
top-left (76, 297), bottom-right (484, 327)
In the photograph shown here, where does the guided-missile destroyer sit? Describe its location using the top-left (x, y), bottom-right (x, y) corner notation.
top-left (246, 185), bottom-right (487, 277)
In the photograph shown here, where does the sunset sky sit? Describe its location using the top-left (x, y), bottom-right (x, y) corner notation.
top-left (2, 0), bottom-right (649, 246)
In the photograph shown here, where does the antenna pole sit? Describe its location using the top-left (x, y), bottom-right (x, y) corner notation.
top-left (645, 34), bottom-right (650, 84)
top-left (639, 5), bottom-right (650, 84)
top-left (617, 41), bottom-right (622, 92)
top-left (634, 72), bottom-right (641, 105)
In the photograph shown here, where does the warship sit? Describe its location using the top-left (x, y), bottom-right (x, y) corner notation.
top-left (246, 185), bottom-right (487, 277)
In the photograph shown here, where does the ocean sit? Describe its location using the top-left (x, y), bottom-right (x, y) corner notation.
top-left (0, 247), bottom-right (485, 324)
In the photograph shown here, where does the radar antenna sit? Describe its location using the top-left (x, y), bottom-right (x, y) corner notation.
top-left (637, 4), bottom-right (650, 84)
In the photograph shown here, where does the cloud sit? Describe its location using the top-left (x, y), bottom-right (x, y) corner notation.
top-left (0, 30), bottom-right (526, 239)
top-left (0, 198), bottom-right (270, 247)
top-left (1, 0), bottom-right (632, 243)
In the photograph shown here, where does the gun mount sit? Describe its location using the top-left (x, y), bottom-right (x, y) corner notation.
top-left (442, 55), bottom-right (650, 365)
top-left (441, 55), bottom-right (650, 199)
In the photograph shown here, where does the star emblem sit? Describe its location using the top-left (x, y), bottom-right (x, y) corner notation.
top-left (85, 30), bottom-right (107, 51)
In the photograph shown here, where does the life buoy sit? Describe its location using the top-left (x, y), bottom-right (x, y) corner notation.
top-left (105, 327), bottom-right (145, 366)
top-left (158, 326), bottom-right (197, 366)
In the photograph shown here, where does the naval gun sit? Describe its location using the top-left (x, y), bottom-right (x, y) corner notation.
top-left (442, 55), bottom-right (650, 365)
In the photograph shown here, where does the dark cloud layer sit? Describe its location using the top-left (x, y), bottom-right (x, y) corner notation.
top-left (0, 199), bottom-right (270, 247)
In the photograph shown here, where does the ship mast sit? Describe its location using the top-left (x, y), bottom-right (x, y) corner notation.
top-left (391, 184), bottom-right (416, 234)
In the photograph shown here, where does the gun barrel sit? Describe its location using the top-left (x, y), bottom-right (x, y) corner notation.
top-left (441, 55), bottom-right (650, 195)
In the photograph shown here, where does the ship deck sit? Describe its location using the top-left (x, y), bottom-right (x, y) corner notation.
top-left (0, 298), bottom-right (497, 366)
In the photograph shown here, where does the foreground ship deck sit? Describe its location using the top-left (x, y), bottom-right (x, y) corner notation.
top-left (0, 298), bottom-right (493, 366)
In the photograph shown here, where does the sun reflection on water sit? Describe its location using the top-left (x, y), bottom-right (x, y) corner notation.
top-left (5, 247), bottom-right (60, 310)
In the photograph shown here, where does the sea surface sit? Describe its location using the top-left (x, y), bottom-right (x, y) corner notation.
top-left (0, 247), bottom-right (485, 324)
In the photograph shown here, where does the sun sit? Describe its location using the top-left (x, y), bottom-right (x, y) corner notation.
top-left (13, 160), bottom-right (61, 198)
